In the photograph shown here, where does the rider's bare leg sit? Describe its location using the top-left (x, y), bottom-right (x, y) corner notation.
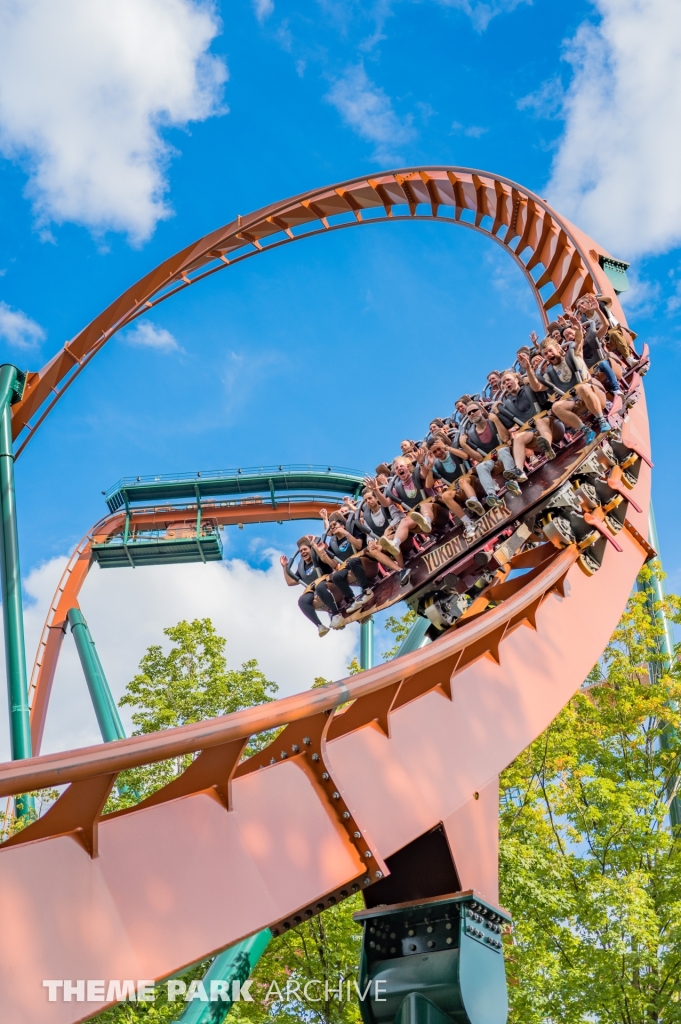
top-left (575, 382), bottom-right (606, 417)
top-left (552, 398), bottom-right (584, 430)
top-left (511, 429), bottom-right (534, 469)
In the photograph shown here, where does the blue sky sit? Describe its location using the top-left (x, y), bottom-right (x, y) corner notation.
top-left (0, 0), bottom-right (679, 751)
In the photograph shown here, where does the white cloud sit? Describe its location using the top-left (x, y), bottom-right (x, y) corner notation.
top-left (325, 63), bottom-right (415, 164)
top-left (619, 272), bottom-right (660, 319)
top-left (517, 76), bottom-right (564, 120)
top-left (122, 320), bottom-right (181, 352)
top-left (0, 551), bottom-right (358, 761)
top-left (0, 300), bottom-right (45, 350)
top-left (0, 0), bottom-right (227, 245)
top-left (252, 0), bottom-right (274, 22)
top-left (451, 121), bottom-right (488, 138)
top-left (547, 0), bottom-right (681, 258)
top-left (434, 0), bottom-right (530, 33)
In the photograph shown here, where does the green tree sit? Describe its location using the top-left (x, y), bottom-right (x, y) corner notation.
top-left (110, 618), bottom-right (277, 807)
top-left (382, 609), bottom-right (416, 660)
top-left (500, 564), bottom-right (681, 1024)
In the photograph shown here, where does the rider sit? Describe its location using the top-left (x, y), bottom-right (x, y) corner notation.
top-left (424, 436), bottom-right (485, 523)
top-left (373, 454), bottom-right (451, 560)
top-left (459, 401), bottom-right (524, 508)
top-left (532, 328), bottom-right (610, 436)
top-left (323, 511), bottom-right (365, 564)
top-left (497, 366), bottom-right (557, 466)
top-left (330, 488), bottom-right (406, 610)
top-left (280, 538), bottom-right (344, 637)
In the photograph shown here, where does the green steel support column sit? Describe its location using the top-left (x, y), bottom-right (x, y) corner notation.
top-left (67, 608), bottom-right (125, 743)
top-left (178, 929), bottom-right (272, 1023)
top-left (0, 365), bottom-right (32, 817)
top-left (360, 617), bottom-right (374, 670)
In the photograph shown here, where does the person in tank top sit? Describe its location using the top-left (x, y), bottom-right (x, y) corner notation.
top-left (330, 489), bottom-right (408, 611)
top-left (527, 328), bottom-right (610, 436)
top-left (424, 436), bottom-right (485, 520)
top-left (459, 402), bottom-right (525, 508)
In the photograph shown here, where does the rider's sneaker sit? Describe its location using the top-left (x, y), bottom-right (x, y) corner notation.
top-left (330, 614), bottom-right (345, 630)
top-left (379, 535), bottom-right (401, 559)
top-left (398, 568), bottom-right (411, 586)
top-left (486, 492), bottom-right (503, 509)
top-left (348, 590), bottom-right (373, 613)
top-left (597, 417), bottom-right (611, 435)
top-left (506, 466), bottom-right (528, 483)
top-left (409, 510), bottom-right (432, 534)
top-left (535, 436), bottom-right (556, 460)
top-left (463, 520), bottom-right (476, 541)
top-left (505, 479), bottom-right (522, 497)
top-left (318, 624), bottom-right (330, 637)
top-left (465, 497), bottom-right (486, 517)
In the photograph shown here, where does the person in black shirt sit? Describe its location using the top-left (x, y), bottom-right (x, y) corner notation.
top-left (280, 537), bottom-right (344, 637)
top-left (499, 366), bottom-right (556, 466)
top-left (330, 491), bottom-right (405, 611)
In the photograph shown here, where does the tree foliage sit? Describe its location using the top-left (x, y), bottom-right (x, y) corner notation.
top-left (109, 618), bottom-right (277, 808)
top-left (381, 608), bottom-right (417, 661)
top-left (500, 564), bottom-right (681, 1024)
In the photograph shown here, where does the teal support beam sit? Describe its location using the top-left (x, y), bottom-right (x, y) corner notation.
top-left (395, 616), bottom-right (431, 657)
top-left (67, 608), bottom-right (125, 743)
top-left (0, 365), bottom-right (32, 816)
top-left (178, 929), bottom-right (272, 1023)
top-left (360, 618), bottom-right (374, 670)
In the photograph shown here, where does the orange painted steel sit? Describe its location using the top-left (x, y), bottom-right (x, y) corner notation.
top-left (0, 168), bottom-right (652, 1022)
top-left (29, 497), bottom-right (341, 754)
top-left (10, 167), bottom-right (625, 457)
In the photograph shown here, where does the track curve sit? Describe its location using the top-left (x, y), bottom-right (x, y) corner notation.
top-left (11, 167), bottom-right (625, 455)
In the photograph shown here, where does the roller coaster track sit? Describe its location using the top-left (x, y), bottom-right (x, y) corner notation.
top-left (0, 168), bottom-right (653, 1023)
top-left (29, 468), bottom-right (365, 754)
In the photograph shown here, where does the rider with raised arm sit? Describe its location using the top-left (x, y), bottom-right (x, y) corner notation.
top-left (280, 538), bottom-right (344, 637)
top-left (499, 364), bottom-right (557, 466)
top-left (330, 487), bottom-right (407, 610)
top-left (459, 401), bottom-right (524, 508)
top-left (371, 453), bottom-right (449, 560)
top-left (531, 322), bottom-right (610, 435)
top-left (568, 295), bottom-right (621, 394)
